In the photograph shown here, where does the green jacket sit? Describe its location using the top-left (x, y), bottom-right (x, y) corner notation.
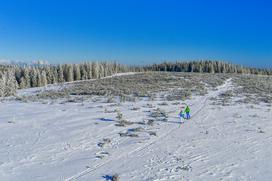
top-left (185, 106), bottom-right (190, 113)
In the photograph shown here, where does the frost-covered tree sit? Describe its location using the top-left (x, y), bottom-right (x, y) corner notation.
top-left (36, 70), bottom-right (42, 87)
top-left (0, 70), bottom-right (18, 97)
top-left (5, 70), bottom-right (18, 95)
top-left (45, 66), bottom-right (53, 84)
top-left (52, 67), bottom-right (58, 84)
top-left (80, 65), bottom-right (88, 80)
top-left (57, 65), bottom-right (64, 83)
top-left (64, 64), bottom-right (74, 82)
top-left (40, 70), bottom-right (47, 86)
top-left (92, 62), bottom-right (99, 79)
top-left (73, 64), bottom-right (81, 81)
top-left (30, 68), bottom-right (38, 87)
top-left (98, 63), bottom-right (104, 78)
top-left (0, 72), bottom-right (6, 97)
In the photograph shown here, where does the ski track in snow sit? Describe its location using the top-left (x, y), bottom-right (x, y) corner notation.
top-left (1, 78), bottom-right (272, 181)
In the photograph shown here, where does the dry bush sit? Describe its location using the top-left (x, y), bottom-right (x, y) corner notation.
top-left (150, 108), bottom-right (168, 118)
top-left (128, 127), bottom-right (144, 132)
top-left (148, 131), bottom-right (157, 136)
top-left (116, 110), bottom-right (123, 120)
top-left (257, 127), bottom-right (265, 133)
top-left (147, 119), bottom-right (155, 126)
top-left (103, 138), bottom-right (111, 143)
top-left (146, 103), bottom-right (155, 108)
top-left (171, 101), bottom-right (180, 105)
top-left (211, 90), bottom-right (234, 106)
top-left (135, 121), bottom-right (146, 125)
top-left (97, 138), bottom-right (111, 148)
top-left (158, 102), bottom-right (168, 106)
top-left (104, 108), bottom-right (116, 113)
top-left (119, 132), bottom-right (139, 137)
top-left (106, 96), bottom-right (115, 103)
top-left (131, 107), bottom-right (140, 111)
top-left (115, 119), bottom-right (133, 127)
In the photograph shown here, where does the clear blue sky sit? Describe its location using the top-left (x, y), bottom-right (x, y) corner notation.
top-left (0, 0), bottom-right (271, 67)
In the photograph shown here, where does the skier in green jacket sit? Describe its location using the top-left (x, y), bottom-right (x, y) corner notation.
top-left (185, 105), bottom-right (191, 119)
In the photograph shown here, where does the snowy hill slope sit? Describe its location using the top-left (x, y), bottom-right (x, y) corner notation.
top-left (0, 74), bottom-right (271, 181)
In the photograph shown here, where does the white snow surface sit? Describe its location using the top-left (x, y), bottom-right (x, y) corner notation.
top-left (1, 78), bottom-right (272, 181)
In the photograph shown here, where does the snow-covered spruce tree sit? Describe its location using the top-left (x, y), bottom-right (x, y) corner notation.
top-left (14, 67), bottom-right (22, 87)
top-left (40, 70), bottom-right (47, 86)
top-left (92, 62), bottom-right (99, 79)
top-left (98, 63), bottom-right (104, 78)
top-left (36, 70), bottom-right (42, 87)
top-left (82, 62), bottom-right (92, 79)
top-left (73, 64), bottom-right (81, 81)
top-left (108, 62), bottom-right (114, 76)
top-left (52, 66), bottom-right (58, 84)
top-left (0, 69), bottom-right (18, 97)
top-left (102, 62), bottom-right (107, 77)
top-left (63, 64), bottom-right (74, 82)
top-left (80, 64), bottom-right (88, 80)
top-left (57, 65), bottom-right (64, 83)
top-left (15, 66), bottom-right (30, 89)
top-left (19, 76), bottom-right (26, 89)
top-left (105, 62), bottom-right (114, 77)
top-left (30, 68), bottom-right (38, 87)
top-left (208, 62), bottom-right (215, 73)
top-left (22, 67), bottom-right (31, 88)
top-left (5, 70), bottom-right (18, 96)
top-left (67, 64), bottom-right (74, 82)
top-left (45, 66), bottom-right (53, 85)
top-left (112, 61), bottom-right (118, 74)
top-left (0, 72), bottom-right (6, 97)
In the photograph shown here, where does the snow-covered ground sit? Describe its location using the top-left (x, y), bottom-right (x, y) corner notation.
top-left (1, 77), bottom-right (272, 181)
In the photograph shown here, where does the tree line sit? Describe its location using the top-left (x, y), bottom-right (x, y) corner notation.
top-left (0, 60), bottom-right (271, 97)
top-left (143, 61), bottom-right (272, 75)
top-left (0, 61), bottom-right (139, 97)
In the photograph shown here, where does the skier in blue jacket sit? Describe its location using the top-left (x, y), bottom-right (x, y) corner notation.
top-left (179, 108), bottom-right (185, 122)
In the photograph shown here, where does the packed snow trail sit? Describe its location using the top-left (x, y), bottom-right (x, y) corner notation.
top-left (64, 79), bottom-right (233, 181)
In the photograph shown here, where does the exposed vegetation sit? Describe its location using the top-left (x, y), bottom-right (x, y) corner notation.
top-left (21, 72), bottom-right (230, 101)
top-left (232, 75), bottom-right (272, 104)
top-left (210, 74), bottom-right (272, 105)
top-left (0, 60), bottom-right (271, 98)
